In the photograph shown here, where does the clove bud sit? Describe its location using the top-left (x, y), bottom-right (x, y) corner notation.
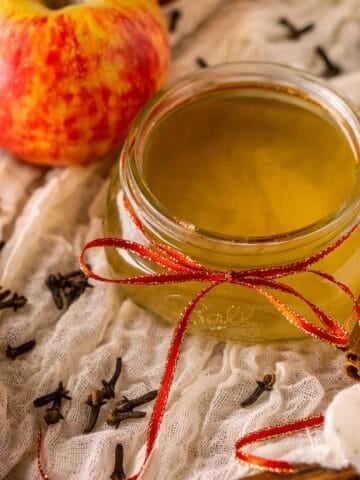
top-left (33, 382), bottom-right (71, 425)
top-left (111, 443), bottom-right (126, 480)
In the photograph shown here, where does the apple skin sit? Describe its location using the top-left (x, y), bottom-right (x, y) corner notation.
top-left (0, 0), bottom-right (169, 166)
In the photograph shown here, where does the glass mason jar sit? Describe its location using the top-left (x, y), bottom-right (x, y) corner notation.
top-left (103, 63), bottom-right (360, 343)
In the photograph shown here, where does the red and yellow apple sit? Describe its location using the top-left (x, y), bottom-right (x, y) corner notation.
top-left (0, 0), bottom-right (169, 166)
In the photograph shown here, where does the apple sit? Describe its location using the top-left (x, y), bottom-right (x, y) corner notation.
top-left (0, 0), bottom-right (169, 166)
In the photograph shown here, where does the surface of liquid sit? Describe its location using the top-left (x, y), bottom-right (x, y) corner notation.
top-left (143, 91), bottom-right (357, 237)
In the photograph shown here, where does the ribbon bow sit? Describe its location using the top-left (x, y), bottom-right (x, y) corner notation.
top-left (80, 197), bottom-right (358, 348)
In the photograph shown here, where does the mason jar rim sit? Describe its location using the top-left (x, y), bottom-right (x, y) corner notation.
top-left (120, 62), bottom-right (360, 256)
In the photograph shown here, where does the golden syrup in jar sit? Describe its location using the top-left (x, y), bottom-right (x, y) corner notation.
top-left (143, 91), bottom-right (356, 237)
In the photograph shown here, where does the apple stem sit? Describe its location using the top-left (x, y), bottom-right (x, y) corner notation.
top-left (45, 0), bottom-right (70, 9)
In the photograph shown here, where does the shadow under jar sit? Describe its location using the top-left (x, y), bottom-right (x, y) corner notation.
top-left (104, 62), bottom-right (360, 343)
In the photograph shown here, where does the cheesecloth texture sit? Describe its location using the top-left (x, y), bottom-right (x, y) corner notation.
top-left (1, 1), bottom-right (360, 479)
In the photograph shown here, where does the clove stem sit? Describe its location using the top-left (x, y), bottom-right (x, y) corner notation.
top-left (241, 374), bottom-right (275, 407)
top-left (102, 357), bottom-right (122, 399)
top-left (316, 46), bottom-right (342, 78)
top-left (84, 404), bottom-right (102, 434)
top-left (169, 9), bottom-right (181, 33)
top-left (107, 410), bottom-right (147, 429)
top-left (6, 340), bottom-right (36, 360)
top-left (115, 390), bottom-right (158, 413)
top-left (34, 382), bottom-right (71, 408)
top-left (278, 17), bottom-right (314, 39)
top-left (45, 0), bottom-right (70, 9)
top-left (196, 57), bottom-right (208, 68)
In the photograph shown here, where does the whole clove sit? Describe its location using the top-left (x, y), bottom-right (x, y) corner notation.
top-left (169, 9), bottom-right (181, 33)
top-left (34, 382), bottom-right (71, 425)
top-left (114, 390), bottom-right (158, 414)
top-left (6, 339), bottom-right (36, 360)
top-left (33, 382), bottom-right (71, 408)
top-left (45, 275), bottom-right (63, 309)
top-left (106, 410), bottom-right (147, 429)
top-left (0, 287), bottom-right (27, 312)
top-left (241, 374), bottom-right (276, 407)
top-left (107, 389), bottom-right (158, 429)
top-left (278, 17), bottom-right (314, 40)
top-left (196, 57), bottom-right (208, 68)
top-left (316, 46), bottom-right (343, 78)
top-left (84, 390), bottom-right (107, 434)
top-left (111, 443), bottom-right (126, 480)
top-left (46, 268), bottom-right (92, 310)
top-left (84, 357), bottom-right (122, 433)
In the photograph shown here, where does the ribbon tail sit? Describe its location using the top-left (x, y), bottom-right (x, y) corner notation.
top-left (241, 282), bottom-right (347, 347)
top-left (235, 415), bottom-right (324, 473)
top-left (246, 277), bottom-right (347, 340)
top-left (37, 428), bottom-right (49, 480)
top-left (129, 281), bottom-right (221, 480)
top-left (309, 269), bottom-right (360, 318)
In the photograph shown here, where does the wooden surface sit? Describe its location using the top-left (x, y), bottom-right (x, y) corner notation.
top-left (245, 464), bottom-right (360, 479)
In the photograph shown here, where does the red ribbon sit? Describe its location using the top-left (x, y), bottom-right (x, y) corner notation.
top-left (37, 196), bottom-right (359, 478)
top-left (235, 414), bottom-right (325, 473)
top-left (37, 429), bottom-right (49, 480)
